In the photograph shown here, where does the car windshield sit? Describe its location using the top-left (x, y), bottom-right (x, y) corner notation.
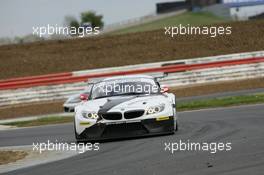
top-left (91, 78), bottom-right (160, 99)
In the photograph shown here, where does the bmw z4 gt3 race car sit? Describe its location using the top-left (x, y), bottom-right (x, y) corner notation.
top-left (73, 75), bottom-right (178, 141)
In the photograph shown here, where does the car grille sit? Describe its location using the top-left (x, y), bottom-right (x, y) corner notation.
top-left (101, 112), bottom-right (122, 120)
top-left (124, 110), bottom-right (145, 119)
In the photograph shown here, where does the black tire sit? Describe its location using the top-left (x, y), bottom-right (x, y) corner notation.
top-left (175, 120), bottom-right (178, 131)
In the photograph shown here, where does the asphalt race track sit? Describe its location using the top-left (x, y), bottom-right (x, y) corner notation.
top-left (1, 104), bottom-right (264, 175)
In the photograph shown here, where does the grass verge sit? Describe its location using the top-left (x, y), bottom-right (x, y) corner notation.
top-left (2, 94), bottom-right (264, 127)
top-left (177, 94), bottom-right (264, 111)
top-left (2, 116), bottom-right (73, 127)
top-left (113, 12), bottom-right (228, 35)
top-left (0, 151), bottom-right (28, 165)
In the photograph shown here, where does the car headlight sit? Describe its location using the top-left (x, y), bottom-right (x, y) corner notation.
top-left (81, 111), bottom-right (99, 119)
top-left (146, 104), bottom-right (165, 115)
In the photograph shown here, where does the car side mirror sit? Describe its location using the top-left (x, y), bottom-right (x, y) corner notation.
top-left (161, 85), bottom-right (169, 93)
top-left (80, 94), bottom-right (88, 101)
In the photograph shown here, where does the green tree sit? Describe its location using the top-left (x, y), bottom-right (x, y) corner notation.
top-left (70, 20), bottom-right (80, 29)
top-left (64, 15), bottom-right (80, 29)
top-left (80, 11), bottom-right (104, 29)
top-left (64, 15), bottom-right (80, 36)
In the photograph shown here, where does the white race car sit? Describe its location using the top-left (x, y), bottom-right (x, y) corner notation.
top-left (74, 75), bottom-right (178, 141)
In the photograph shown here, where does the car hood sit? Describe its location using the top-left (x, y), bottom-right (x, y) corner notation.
top-left (77, 94), bottom-right (169, 112)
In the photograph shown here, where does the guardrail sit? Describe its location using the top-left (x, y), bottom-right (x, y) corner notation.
top-left (0, 51), bottom-right (264, 107)
top-left (1, 55), bottom-right (264, 90)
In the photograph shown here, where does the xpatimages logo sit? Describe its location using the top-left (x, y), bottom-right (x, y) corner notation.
top-left (32, 24), bottom-right (100, 37)
top-left (32, 140), bottom-right (100, 154)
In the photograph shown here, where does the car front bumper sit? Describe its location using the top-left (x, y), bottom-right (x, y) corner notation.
top-left (77, 116), bottom-right (174, 141)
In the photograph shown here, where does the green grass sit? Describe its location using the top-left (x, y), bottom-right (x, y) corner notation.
top-left (3, 116), bottom-right (73, 127)
top-left (113, 12), bottom-right (228, 35)
top-left (2, 94), bottom-right (264, 127)
top-left (177, 94), bottom-right (264, 111)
